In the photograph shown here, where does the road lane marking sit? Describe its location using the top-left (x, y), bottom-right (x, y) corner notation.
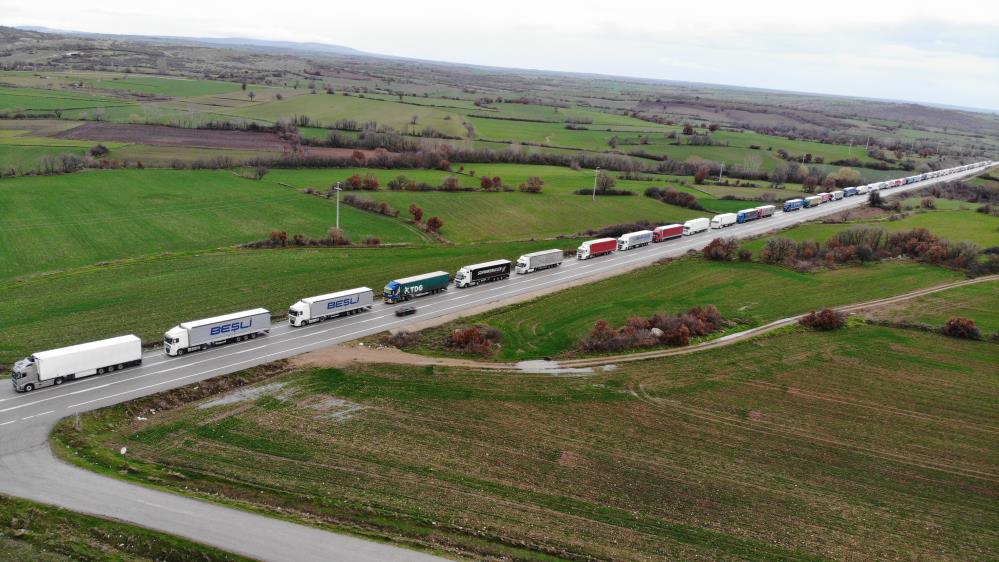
top-left (20, 410), bottom-right (54, 421)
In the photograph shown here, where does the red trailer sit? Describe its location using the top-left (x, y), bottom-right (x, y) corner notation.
top-left (576, 238), bottom-right (618, 260)
top-left (653, 224), bottom-right (683, 242)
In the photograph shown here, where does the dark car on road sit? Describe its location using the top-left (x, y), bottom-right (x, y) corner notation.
top-left (395, 305), bottom-right (417, 317)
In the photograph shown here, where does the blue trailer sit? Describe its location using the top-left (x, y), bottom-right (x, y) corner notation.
top-left (736, 208), bottom-right (759, 224)
top-left (783, 198), bottom-right (804, 212)
top-left (843, 187), bottom-right (858, 197)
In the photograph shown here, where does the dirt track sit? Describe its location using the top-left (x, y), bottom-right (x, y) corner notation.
top-left (293, 274), bottom-right (999, 372)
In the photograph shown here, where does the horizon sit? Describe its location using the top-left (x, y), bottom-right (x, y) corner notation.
top-left (4, 0), bottom-right (999, 111)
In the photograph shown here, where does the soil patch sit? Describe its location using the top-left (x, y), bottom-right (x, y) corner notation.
top-left (52, 122), bottom-right (292, 151)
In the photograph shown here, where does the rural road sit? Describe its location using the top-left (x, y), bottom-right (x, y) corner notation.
top-left (0, 165), bottom-right (991, 561)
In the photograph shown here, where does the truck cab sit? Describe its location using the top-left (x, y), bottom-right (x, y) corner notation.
top-left (10, 356), bottom-right (38, 392)
top-left (383, 281), bottom-right (402, 304)
top-left (163, 326), bottom-right (188, 356)
top-left (454, 268), bottom-right (472, 288)
top-left (515, 257), bottom-right (529, 274)
top-left (287, 301), bottom-right (310, 327)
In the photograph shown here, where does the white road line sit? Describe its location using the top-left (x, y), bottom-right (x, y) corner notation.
top-left (20, 410), bottom-right (54, 421)
top-left (0, 420), bottom-right (16, 426)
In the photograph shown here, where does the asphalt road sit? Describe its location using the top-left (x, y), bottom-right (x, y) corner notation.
top-left (0, 165), bottom-right (990, 561)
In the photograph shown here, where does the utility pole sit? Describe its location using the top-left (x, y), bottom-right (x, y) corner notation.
top-left (592, 167), bottom-right (600, 201)
top-left (848, 139), bottom-right (853, 156)
top-left (334, 182), bottom-right (342, 230)
top-left (718, 162), bottom-right (724, 182)
top-left (865, 136), bottom-right (870, 151)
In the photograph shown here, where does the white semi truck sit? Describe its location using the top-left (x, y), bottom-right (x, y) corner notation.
top-left (455, 259), bottom-right (512, 288)
top-left (288, 287), bottom-right (374, 327)
top-left (617, 230), bottom-right (654, 251)
top-left (11, 335), bottom-right (143, 392)
top-left (515, 249), bottom-right (563, 274)
top-left (710, 213), bottom-right (737, 229)
top-left (682, 217), bottom-right (710, 235)
top-left (164, 308), bottom-right (271, 356)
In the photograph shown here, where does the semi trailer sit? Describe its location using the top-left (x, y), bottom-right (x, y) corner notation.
top-left (683, 217), bottom-right (710, 235)
top-left (515, 249), bottom-right (563, 274)
top-left (831, 190), bottom-right (844, 200)
top-left (577, 238), bottom-right (617, 260)
top-left (804, 196), bottom-right (823, 208)
top-left (383, 271), bottom-right (450, 303)
top-left (783, 198), bottom-right (804, 212)
top-left (856, 185), bottom-right (869, 195)
top-left (755, 205), bottom-right (776, 218)
top-left (165, 309), bottom-right (271, 356)
top-left (843, 187), bottom-right (858, 197)
top-left (736, 208), bottom-right (759, 223)
top-left (12, 335), bottom-right (143, 392)
top-left (617, 230), bottom-right (653, 251)
top-left (288, 287), bottom-right (374, 327)
top-left (455, 259), bottom-right (512, 288)
top-left (653, 224), bottom-right (683, 242)
top-left (710, 213), bottom-right (737, 229)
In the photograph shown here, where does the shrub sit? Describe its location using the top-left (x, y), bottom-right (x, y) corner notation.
top-left (385, 331), bottom-right (421, 348)
top-left (447, 326), bottom-right (501, 355)
top-left (799, 309), bottom-right (845, 331)
top-left (941, 317), bottom-right (980, 340)
top-left (518, 176), bottom-right (544, 193)
top-left (387, 175), bottom-right (415, 190)
top-left (738, 249), bottom-right (753, 262)
top-left (578, 305), bottom-right (724, 352)
top-left (408, 203), bottom-right (423, 223)
top-left (88, 144), bottom-right (110, 157)
top-left (701, 237), bottom-right (739, 261)
top-left (426, 216), bottom-right (444, 232)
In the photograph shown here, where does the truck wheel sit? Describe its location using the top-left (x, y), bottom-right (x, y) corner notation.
top-left (23, 384), bottom-right (34, 392)
top-left (177, 349), bottom-right (185, 356)
top-left (53, 377), bottom-right (63, 386)
top-left (98, 367), bottom-right (105, 374)
top-left (117, 364), bottom-right (124, 370)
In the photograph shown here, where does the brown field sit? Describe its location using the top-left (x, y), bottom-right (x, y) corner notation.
top-left (52, 122), bottom-right (294, 151)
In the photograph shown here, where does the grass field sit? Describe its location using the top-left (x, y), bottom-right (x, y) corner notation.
top-left (226, 94), bottom-right (467, 136)
top-left (0, 493), bottom-right (250, 561)
top-left (0, 169), bottom-right (425, 280)
top-left (862, 279), bottom-right (999, 334)
top-left (413, 258), bottom-right (963, 361)
top-left (741, 208), bottom-right (999, 255)
top-left (54, 324), bottom-right (999, 560)
top-left (0, 86), bottom-right (133, 113)
top-left (269, 164), bottom-right (705, 242)
top-left (79, 76), bottom-right (249, 98)
top-left (0, 240), bottom-right (568, 364)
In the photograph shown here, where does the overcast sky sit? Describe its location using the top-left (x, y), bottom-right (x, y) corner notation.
top-left (4, 0), bottom-right (999, 110)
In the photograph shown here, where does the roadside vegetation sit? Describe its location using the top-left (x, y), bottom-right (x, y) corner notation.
top-left (53, 324), bottom-right (999, 561)
top-left (0, 494), bottom-right (250, 561)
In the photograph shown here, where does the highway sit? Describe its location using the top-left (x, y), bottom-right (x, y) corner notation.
top-left (0, 165), bottom-right (990, 561)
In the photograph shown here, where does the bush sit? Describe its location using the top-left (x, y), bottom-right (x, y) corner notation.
top-left (578, 305), bottom-right (725, 352)
top-left (385, 331), bottom-right (421, 348)
top-left (799, 309), bottom-right (845, 331)
top-left (425, 216), bottom-right (443, 232)
top-left (88, 144), bottom-right (110, 157)
top-left (447, 326), bottom-right (502, 355)
top-left (518, 176), bottom-right (544, 193)
top-left (941, 317), bottom-right (980, 340)
top-left (644, 186), bottom-right (703, 210)
top-left (701, 238), bottom-right (739, 261)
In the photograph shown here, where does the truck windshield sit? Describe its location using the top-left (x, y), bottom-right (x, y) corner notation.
top-left (516, 261), bottom-right (526, 268)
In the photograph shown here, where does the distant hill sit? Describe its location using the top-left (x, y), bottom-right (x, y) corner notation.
top-left (16, 26), bottom-right (368, 57)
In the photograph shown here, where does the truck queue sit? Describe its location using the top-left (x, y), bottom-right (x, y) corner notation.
top-left (9, 161), bottom-right (993, 392)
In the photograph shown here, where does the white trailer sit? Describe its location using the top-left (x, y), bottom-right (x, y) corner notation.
top-left (288, 287), bottom-right (373, 327)
top-left (11, 335), bottom-right (142, 392)
top-left (164, 308), bottom-right (271, 356)
top-left (856, 185), bottom-right (869, 195)
top-left (710, 213), bottom-right (737, 229)
top-left (682, 217), bottom-right (710, 235)
top-left (617, 230), bottom-right (654, 251)
top-left (755, 204), bottom-right (776, 218)
top-left (515, 249), bottom-right (563, 274)
top-left (831, 190), bottom-right (844, 200)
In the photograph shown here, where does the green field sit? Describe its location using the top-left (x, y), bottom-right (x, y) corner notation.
top-left (55, 324), bottom-right (999, 560)
top-left (226, 94), bottom-right (467, 136)
top-left (0, 240), bottom-right (567, 364)
top-left (863, 280), bottom-right (999, 334)
top-left (0, 169), bottom-right (425, 280)
top-left (0, 86), bottom-right (133, 113)
top-left (413, 258), bottom-right (962, 361)
top-left (270, 164), bottom-right (704, 242)
top-left (742, 209), bottom-right (999, 255)
top-left (0, 494), bottom-right (249, 561)
top-left (80, 76), bottom-right (250, 97)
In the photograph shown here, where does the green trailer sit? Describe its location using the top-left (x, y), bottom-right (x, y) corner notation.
top-left (383, 271), bottom-right (450, 304)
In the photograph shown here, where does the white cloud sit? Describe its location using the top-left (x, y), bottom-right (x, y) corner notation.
top-left (3, 0), bottom-right (999, 109)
